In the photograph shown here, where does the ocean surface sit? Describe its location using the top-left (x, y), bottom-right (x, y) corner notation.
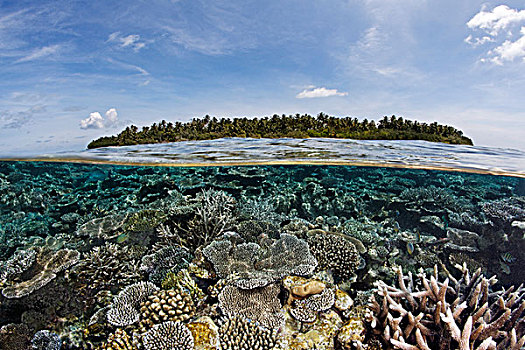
top-left (0, 138), bottom-right (524, 349)
top-left (9, 138), bottom-right (525, 176)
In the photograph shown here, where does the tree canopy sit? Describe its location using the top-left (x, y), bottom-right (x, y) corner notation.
top-left (87, 113), bottom-right (473, 149)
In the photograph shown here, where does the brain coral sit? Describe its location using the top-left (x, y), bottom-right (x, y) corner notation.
top-left (218, 283), bottom-right (284, 329)
top-left (1, 247), bottom-right (79, 299)
top-left (141, 321), bottom-right (194, 350)
top-left (307, 231), bottom-right (360, 281)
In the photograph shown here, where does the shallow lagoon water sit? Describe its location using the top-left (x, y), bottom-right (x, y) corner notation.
top-left (0, 139), bottom-right (524, 349)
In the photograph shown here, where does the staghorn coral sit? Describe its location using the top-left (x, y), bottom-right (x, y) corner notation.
top-left (141, 321), bottom-right (194, 350)
top-left (218, 283), bottom-right (284, 329)
top-left (31, 330), bottom-right (61, 350)
top-left (73, 242), bottom-right (143, 297)
top-left (100, 329), bottom-right (136, 350)
top-left (2, 247), bottom-right (79, 299)
top-left (367, 264), bottom-right (525, 350)
top-left (138, 288), bottom-right (196, 332)
top-left (203, 233), bottom-right (317, 289)
top-left (307, 231), bottom-right (360, 281)
top-left (107, 281), bottom-right (159, 327)
top-left (186, 188), bottom-right (237, 247)
top-left (140, 246), bottom-right (192, 285)
top-left (217, 316), bottom-right (279, 350)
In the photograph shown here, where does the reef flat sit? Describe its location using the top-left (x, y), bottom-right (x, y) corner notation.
top-left (0, 161), bottom-right (524, 349)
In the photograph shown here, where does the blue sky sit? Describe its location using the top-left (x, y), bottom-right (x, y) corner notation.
top-left (1, 0), bottom-right (525, 155)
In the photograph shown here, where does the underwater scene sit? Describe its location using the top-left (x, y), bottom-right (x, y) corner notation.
top-left (0, 159), bottom-right (525, 350)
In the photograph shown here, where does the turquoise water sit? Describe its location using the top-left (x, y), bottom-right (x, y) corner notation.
top-left (0, 139), bottom-right (524, 349)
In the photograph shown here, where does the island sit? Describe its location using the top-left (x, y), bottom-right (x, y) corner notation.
top-left (87, 113), bottom-right (473, 149)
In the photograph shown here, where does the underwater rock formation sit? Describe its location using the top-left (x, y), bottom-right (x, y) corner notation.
top-left (367, 264), bottom-right (525, 350)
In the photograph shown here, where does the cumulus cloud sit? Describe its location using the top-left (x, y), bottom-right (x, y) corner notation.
top-left (296, 87), bottom-right (348, 99)
top-left (15, 44), bottom-right (60, 63)
top-left (466, 5), bottom-right (525, 64)
top-left (467, 5), bottom-right (525, 36)
top-left (80, 108), bottom-right (118, 129)
top-left (489, 27), bottom-right (525, 65)
top-left (108, 32), bottom-right (146, 52)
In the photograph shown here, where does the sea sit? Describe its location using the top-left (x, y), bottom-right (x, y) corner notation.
top-left (0, 138), bottom-right (524, 349)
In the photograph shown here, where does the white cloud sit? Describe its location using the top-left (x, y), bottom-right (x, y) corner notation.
top-left (107, 32), bottom-right (146, 52)
top-left (15, 44), bottom-right (60, 63)
top-left (466, 5), bottom-right (525, 64)
top-left (105, 108), bottom-right (118, 124)
top-left (467, 5), bottom-right (525, 36)
top-left (490, 27), bottom-right (525, 65)
top-left (296, 87), bottom-right (348, 99)
top-left (80, 108), bottom-right (119, 129)
top-left (80, 112), bottom-right (105, 129)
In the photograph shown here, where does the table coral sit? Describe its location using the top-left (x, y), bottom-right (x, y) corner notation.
top-left (1, 247), bottom-right (79, 299)
top-left (218, 283), bottom-right (284, 329)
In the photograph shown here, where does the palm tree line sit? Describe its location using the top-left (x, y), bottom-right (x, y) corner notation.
top-left (87, 113), bottom-right (473, 149)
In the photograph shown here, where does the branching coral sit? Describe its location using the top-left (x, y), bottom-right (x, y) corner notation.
top-left (203, 233), bottom-right (317, 289)
top-left (186, 188), bottom-right (237, 247)
top-left (140, 246), bottom-right (192, 284)
top-left (217, 316), bottom-right (279, 350)
top-left (218, 283), bottom-right (284, 329)
top-left (106, 281), bottom-right (159, 327)
top-left (141, 321), bottom-right (194, 350)
top-left (73, 242), bottom-right (143, 297)
top-left (31, 330), bottom-right (61, 350)
top-left (307, 231), bottom-right (360, 281)
top-left (367, 264), bottom-right (525, 350)
top-left (100, 329), bottom-right (135, 350)
top-left (1, 247), bottom-right (79, 299)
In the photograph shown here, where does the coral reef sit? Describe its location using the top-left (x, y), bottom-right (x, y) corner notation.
top-left (2, 247), bottom-right (79, 299)
top-left (138, 288), bottom-right (196, 332)
top-left (140, 246), bottom-right (192, 284)
top-left (107, 281), bottom-right (159, 327)
top-left (140, 321), bottom-right (194, 350)
top-left (203, 233), bottom-right (317, 289)
top-left (217, 316), bottom-right (279, 350)
top-left (0, 323), bottom-right (31, 350)
top-left (31, 330), bottom-right (61, 350)
top-left (73, 242), bottom-right (143, 298)
top-left (100, 329), bottom-right (135, 350)
top-left (367, 265), bottom-right (525, 350)
top-left (218, 283), bottom-right (284, 329)
top-left (307, 230), bottom-right (360, 281)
